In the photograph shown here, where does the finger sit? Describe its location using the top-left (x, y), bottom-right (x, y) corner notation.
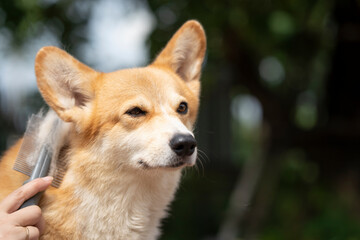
top-left (10, 205), bottom-right (42, 227)
top-left (28, 226), bottom-right (40, 240)
top-left (3, 224), bottom-right (28, 240)
top-left (0, 177), bottom-right (53, 213)
top-left (34, 214), bottom-right (46, 235)
top-left (18, 226), bottom-right (40, 240)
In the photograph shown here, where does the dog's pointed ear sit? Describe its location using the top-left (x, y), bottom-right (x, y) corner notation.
top-left (35, 46), bottom-right (99, 123)
top-left (152, 20), bottom-right (206, 96)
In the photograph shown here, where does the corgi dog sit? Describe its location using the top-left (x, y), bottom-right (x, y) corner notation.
top-left (0, 20), bottom-right (206, 239)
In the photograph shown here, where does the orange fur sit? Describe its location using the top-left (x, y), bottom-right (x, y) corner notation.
top-left (0, 20), bottom-right (206, 239)
top-left (0, 140), bottom-right (28, 199)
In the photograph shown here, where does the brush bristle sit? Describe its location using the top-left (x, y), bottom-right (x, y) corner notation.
top-left (13, 111), bottom-right (70, 188)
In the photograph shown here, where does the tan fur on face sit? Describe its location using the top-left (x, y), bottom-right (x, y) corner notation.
top-left (0, 20), bottom-right (206, 240)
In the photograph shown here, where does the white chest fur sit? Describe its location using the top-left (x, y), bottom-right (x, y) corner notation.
top-left (69, 168), bottom-right (182, 240)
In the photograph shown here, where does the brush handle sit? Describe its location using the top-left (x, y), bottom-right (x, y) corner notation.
top-left (20, 191), bottom-right (44, 209)
top-left (19, 146), bottom-right (52, 209)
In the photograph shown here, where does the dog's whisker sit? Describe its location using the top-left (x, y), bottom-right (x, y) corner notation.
top-left (195, 149), bottom-right (208, 177)
top-left (197, 149), bottom-right (209, 163)
top-left (195, 158), bottom-right (204, 176)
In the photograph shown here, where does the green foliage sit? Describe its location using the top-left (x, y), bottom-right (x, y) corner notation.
top-left (0, 0), bottom-right (92, 51)
top-left (260, 151), bottom-right (360, 239)
top-left (148, 0), bottom-right (360, 239)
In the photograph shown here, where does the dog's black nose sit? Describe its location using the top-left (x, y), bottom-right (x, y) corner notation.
top-left (169, 134), bottom-right (197, 157)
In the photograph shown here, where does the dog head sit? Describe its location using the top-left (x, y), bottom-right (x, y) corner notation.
top-left (35, 20), bottom-right (206, 171)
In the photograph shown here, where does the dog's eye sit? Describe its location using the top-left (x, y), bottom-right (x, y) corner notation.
top-left (126, 107), bottom-right (147, 117)
top-left (177, 102), bottom-right (188, 114)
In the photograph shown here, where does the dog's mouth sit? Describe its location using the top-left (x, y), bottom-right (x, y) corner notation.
top-left (138, 158), bottom-right (193, 170)
top-left (168, 161), bottom-right (187, 168)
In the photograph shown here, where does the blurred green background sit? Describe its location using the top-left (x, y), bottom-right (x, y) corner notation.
top-left (1, 0), bottom-right (360, 239)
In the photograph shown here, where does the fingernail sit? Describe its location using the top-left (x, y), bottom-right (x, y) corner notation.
top-left (42, 176), bottom-right (53, 183)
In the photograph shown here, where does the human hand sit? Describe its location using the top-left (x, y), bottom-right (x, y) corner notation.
top-left (0, 177), bottom-right (53, 240)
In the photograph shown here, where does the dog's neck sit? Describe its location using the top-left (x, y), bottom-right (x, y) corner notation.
top-left (58, 149), bottom-right (182, 240)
